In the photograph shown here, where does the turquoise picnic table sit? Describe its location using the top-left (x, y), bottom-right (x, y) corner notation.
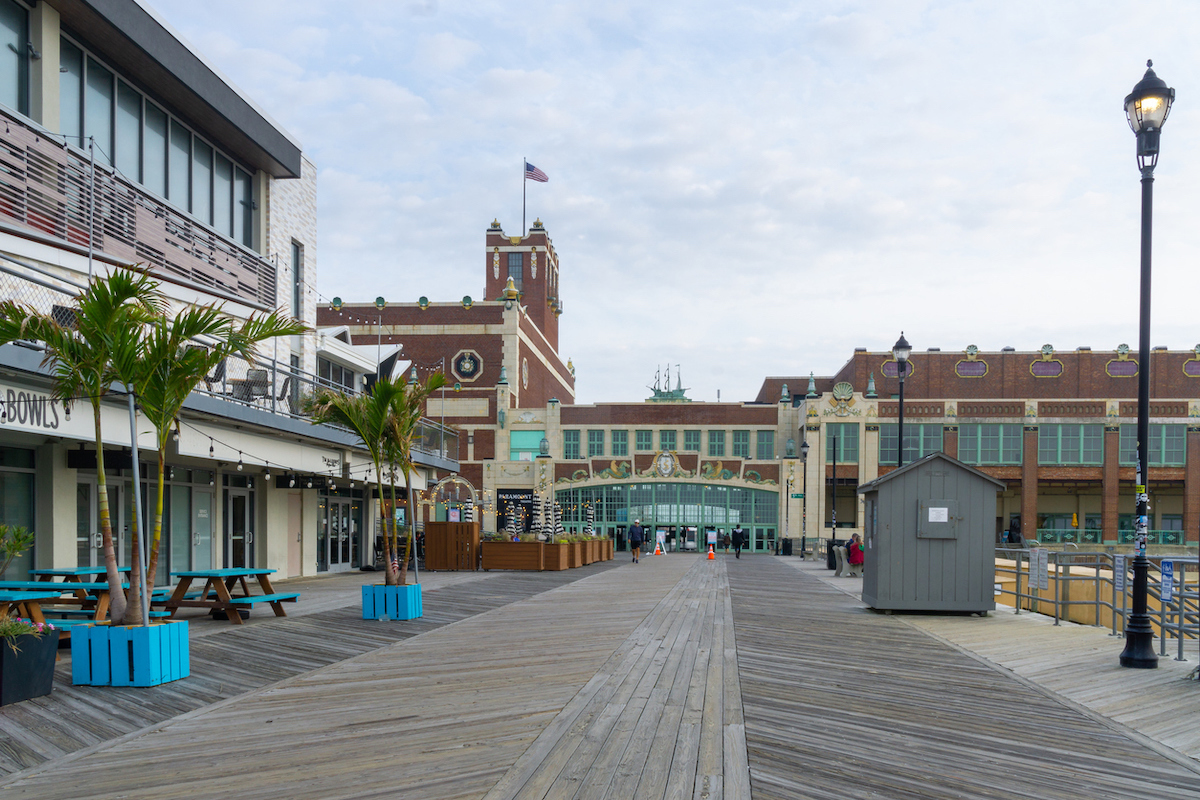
top-left (30, 566), bottom-right (131, 583)
top-left (0, 589), bottom-right (67, 626)
top-left (163, 568), bottom-right (298, 625)
top-left (0, 580), bottom-right (130, 621)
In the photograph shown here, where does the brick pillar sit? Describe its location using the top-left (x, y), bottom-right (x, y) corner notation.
top-left (943, 426), bottom-right (958, 459)
top-left (1185, 427), bottom-right (1200, 545)
top-left (1102, 426), bottom-right (1120, 543)
top-left (1021, 427), bottom-right (1038, 539)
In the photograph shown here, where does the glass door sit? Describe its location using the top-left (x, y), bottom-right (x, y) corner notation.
top-left (77, 481), bottom-right (97, 567)
top-left (193, 489), bottom-right (213, 570)
top-left (317, 497), bottom-right (329, 572)
top-left (225, 488), bottom-right (252, 568)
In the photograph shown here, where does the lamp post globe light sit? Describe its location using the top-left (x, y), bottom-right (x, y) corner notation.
top-left (1120, 61), bottom-right (1173, 670)
top-left (892, 332), bottom-right (911, 468)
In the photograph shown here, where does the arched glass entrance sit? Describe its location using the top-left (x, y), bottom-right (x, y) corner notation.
top-left (554, 482), bottom-right (778, 553)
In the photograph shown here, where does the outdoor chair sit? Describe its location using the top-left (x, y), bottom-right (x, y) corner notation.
top-left (203, 357), bottom-right (227, 392)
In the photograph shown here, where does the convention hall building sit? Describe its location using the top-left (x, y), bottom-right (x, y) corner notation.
top-left (320, 220), bottom-right (1200, 553)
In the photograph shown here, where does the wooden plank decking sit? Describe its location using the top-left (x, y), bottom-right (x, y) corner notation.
top-left (2, 553), bottom-right (1199, 799)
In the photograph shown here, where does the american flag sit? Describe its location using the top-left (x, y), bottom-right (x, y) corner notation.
top-left (525, 161), bottom-right (548, 182)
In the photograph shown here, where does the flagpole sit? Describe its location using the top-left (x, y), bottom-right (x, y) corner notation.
top-left (522, 158), bottom-right (527, 237)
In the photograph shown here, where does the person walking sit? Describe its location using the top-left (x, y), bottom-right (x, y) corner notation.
top-left (628, 519), bottom-right (644, 563)
top-left (731, 524), bottom-right (745, 559)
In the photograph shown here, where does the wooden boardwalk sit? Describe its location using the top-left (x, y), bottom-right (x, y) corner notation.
top-left (731, 557), bottom-right (1200, 799)
top-left (2, 553), bottom-right (1199, 799)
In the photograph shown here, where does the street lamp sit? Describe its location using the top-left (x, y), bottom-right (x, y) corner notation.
top-left (800, 439), bottom-right (810, 559)
top-left (1120, 60), bottom-right (1173, 670)
top-left (827, 433), bottom-right (838, 570)
top-left (893, 332), bottom-right (911, 468)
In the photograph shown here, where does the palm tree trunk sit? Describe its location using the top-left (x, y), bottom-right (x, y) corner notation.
top-left (144, 448), bottom-right (167, 595)
top-left (391, 471), bottom-right (406, 586)
top-left (94, 404), bottom-right (127, 624)
top-left (378, 474), bottom-right (396, 586)
top-left (124, 496), bottom-right (145, 627)
top-left (400, 469), bottom-right (416, 586)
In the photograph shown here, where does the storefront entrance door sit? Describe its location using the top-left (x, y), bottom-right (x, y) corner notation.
top-left (225, 489), bottom-right (252, 568)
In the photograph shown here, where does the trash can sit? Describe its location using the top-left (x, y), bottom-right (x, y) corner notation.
top-left (781, 538), bottom-right (793, 556)
top-left (826, 538), bottom-right (839, 570)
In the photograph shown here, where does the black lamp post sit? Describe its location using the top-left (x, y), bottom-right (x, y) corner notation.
top-left (1120, 61), bottom-right (1173, 669)
top-left (800, 438), bottom-right (810, 558)
top-left (893, 332), bottom-right (911, 468)
top-left (827, 434), bottom-right (838, 570)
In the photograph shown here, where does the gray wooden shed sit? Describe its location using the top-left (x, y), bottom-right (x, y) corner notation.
top-left (857, 452), bottom-right (1005, 613)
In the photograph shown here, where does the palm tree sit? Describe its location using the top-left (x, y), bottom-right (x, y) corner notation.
top-left (0, 269), bottom-right (164, 623)
top-left (386, 371), bottom-right (446, 585)
top-left (306, 378), bottom-right (410, 586)
top-left (116, 305), bottom-right (306, 623)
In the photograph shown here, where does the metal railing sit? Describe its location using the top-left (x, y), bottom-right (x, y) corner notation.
top-left (1034, 528), bottom-right (1185, 546)
top-left (0, 106), bottom-right (275, 308)
top-left (995, 547), bottom-right (1199, 664)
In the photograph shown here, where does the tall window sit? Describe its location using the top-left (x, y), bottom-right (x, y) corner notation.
top-left (58, 35), bottom-right (256, 246)
top-left (879, 424), bottom-right (942, 465)
top-left (635, 430), bottom-right (653, 451)
top-left (587, 430), bottom-right (605, 458)
top-left (732, 430), bottom-right (750, 458)
top-left (317, 357), bottom-right (355, 392)
top-left (660, 430), bottom-right (676, 451)
top-left (708, 430), bottom-right (725, 458)
top-left (563, 430), bottom-right (581, 460)
top-left (756, 431), bottom-right (775, 460)
top-left (509, 430), bottom-right (543, 461)
top-left (0, 0), bottom-right (29, 116)
top-left (1038, 424), bottom-right (1103, 465)
top-left (958, 423), bottom-right (1022, 465)
top-left (1119, 424), bottom-right (1186, 466)
top-left (507, 252), bottom-right (523, 291)
top-left (826, 423), bottom-right (859, 463)
top-left (683, 430), bottom-right (700, 451)
top-left (611, 430), bottom-right (628, 457)
top-left (291, 241), bottom-right (303, 318)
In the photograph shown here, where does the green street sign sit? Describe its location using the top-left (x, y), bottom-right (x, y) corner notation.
top-left (791, 493), bottom-right (804, 499)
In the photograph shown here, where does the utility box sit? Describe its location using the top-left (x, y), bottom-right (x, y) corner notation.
top-left (857, 452), bottom-right (1005, 613)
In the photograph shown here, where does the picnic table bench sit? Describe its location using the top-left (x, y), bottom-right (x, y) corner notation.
top-left (163, 569), bottom-right (298, 625)
top-left (0, 580), bottom-right (128, 621)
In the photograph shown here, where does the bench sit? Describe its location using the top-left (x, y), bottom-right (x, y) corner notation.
top-left (226, 593), bottom-right (299, 606)
top-left (41, 608), bottom-right (170, 619)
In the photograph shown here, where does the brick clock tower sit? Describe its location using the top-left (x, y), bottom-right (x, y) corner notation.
top-left (485, 218), bottom-right (561, 351)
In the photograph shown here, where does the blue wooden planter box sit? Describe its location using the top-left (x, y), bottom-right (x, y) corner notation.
top-left (71, 620), bottom-right (189, 687)
top-left (362, 584), bottom-right (423, 620)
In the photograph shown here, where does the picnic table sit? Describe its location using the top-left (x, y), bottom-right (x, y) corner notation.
top-left (163, 568), bottom-right (299, 625)
top-left (30, 566), bottom-right (131, 583)
top-left (0, 589), bottom-right (65, 625)
top-left (0, 580), bottom-right (129, 621)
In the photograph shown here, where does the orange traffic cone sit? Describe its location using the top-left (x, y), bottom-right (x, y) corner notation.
top-left (654, 541), bottom-right (663, 556)
top-left (707, 545), bottom-right (716, 560)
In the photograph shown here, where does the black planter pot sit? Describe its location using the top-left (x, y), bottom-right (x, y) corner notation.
top-left (0, 630), bottom-right (60, 705)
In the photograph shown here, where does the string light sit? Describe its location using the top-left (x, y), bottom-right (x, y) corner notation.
top-left (237, 452), bottom-right (244, 471)
top-left (209, 438), bottom-right (214, 457)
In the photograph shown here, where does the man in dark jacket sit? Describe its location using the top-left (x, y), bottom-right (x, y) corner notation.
top-left (731, 524), bottom-right (745, 558)
top-left (628, 519), bottom-right (644, 563)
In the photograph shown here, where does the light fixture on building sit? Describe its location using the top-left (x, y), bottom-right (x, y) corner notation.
top-left (307, 477), bottom-right (313, 489)
top-left (289, 476), bottom-right (296, 488)
top-left (172, 422), bottom-right (179, 442)
top-left (209, 439), bottom-right (214, 457)
top-left (237, 453), bottom-right (244, 471)
top-left (264, 467), bottom-right (271, 481)
top-left (64, 401), bottom-right (71, 421)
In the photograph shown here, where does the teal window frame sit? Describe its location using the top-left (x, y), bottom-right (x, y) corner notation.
top-left (509, 430), bottom-right (544, 461)
top-left (1119, 424), bottom-right (1186, 466)
top-left (635, 430), bottom-right (653, 452)
top-left (879, 423), bottom-right (942, 465)
top-left (732, 430), bottom-right (750, 458)
top-left (660, 430), bottom-right (676, 452)
top-left (587, 430), bottom-right (605, 458)
top-left (563, 430), bottom-right (581, 460)
top-left (826, 423), bottom-right (859, 463)
top-left (611, 430), bottom-right (629, 457)
top-left (957, 423), bottom-right (1022, 465)
top-left (756, 430), bottom-right (775, 460)
top-left (683, 430), bottom-right (701, 451)
top-left (1038, 424), bottom-right (1103, 465)
top-left (708, 430), bottom-right (726, 458)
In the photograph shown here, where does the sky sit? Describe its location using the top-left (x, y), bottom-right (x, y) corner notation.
top-left (149, 0), bottom-right (1200, 405)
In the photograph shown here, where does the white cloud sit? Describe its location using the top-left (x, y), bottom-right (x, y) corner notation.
top-left (149, 0), bottom-right (1200, 403)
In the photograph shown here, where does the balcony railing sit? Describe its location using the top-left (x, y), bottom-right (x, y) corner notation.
top-left (0, 267), bottom-right (458, 465)
top-left (0, 106), bottom-right (276, 308)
